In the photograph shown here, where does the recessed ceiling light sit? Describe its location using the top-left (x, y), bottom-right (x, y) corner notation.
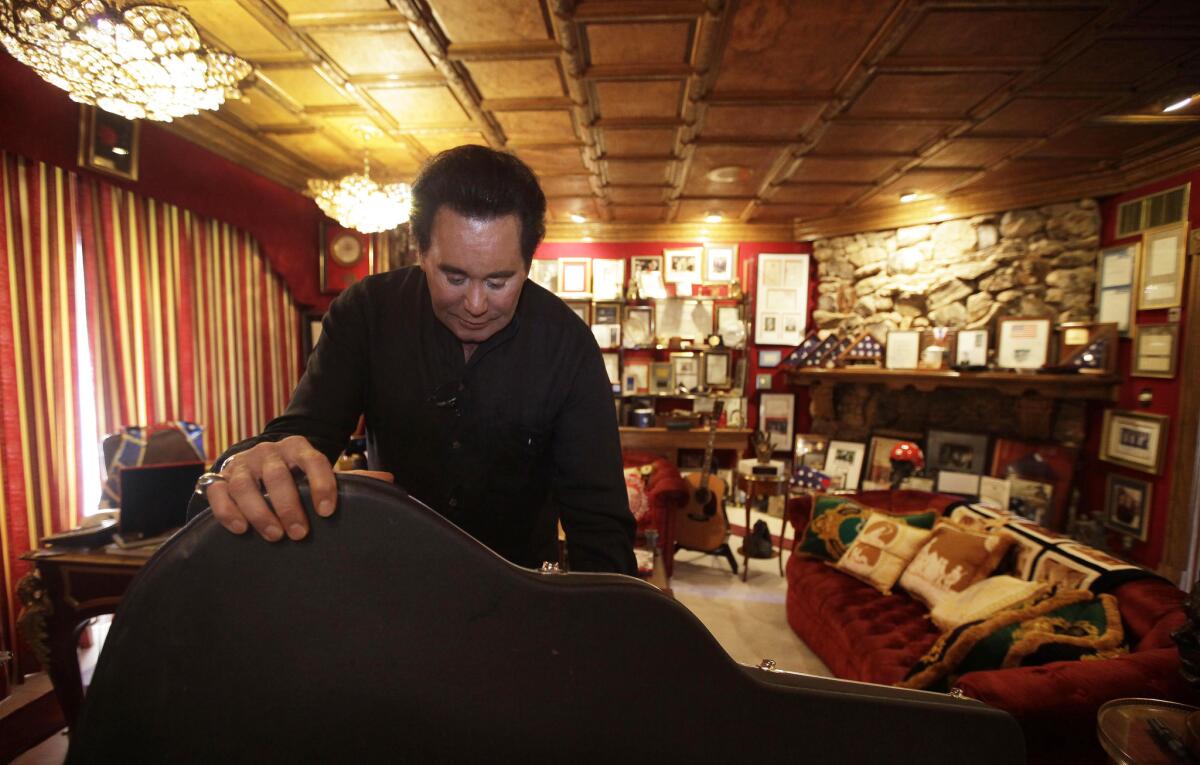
top-left (581, 235), bottom-right (593, 243)
top-left (704, 212), bottom-right (723, 223)
top-left (569, 213), bottom-right (587, 223)
top-left (706, 165), bottom-right (749, 184)
top-left (899, 191), bottom-right (920, 204)
top-left (1164, 95), bottom-right (1195, 113)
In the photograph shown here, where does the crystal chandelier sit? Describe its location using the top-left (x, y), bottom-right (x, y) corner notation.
top-left (308, 155), bottom-right (412, 234)
top-left (0, 0), bottom-right (251, 122)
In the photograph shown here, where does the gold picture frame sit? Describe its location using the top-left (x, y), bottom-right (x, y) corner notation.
top-left (1139, 222), bottom-right (1187, 310)
top-left (1131, 323), bottom-right (1178, 379)
top-left (78, 105), bottom-right (140, 181)
top-left (1099, 409), bottom-right (1169, 475)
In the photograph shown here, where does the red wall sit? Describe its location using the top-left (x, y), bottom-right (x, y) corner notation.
top-left (0, 51), bottom-right (325, 308)
top-left (1087, 168), bottom-right (1200, 569)
top-left (533, 240), bottom-right (814, 442)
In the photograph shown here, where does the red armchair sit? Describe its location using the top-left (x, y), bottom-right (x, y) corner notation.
top-left (622, 450), bottom-right (689, 578)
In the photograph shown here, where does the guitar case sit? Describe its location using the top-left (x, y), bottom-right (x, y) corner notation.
top-left (68, 475), bottom-right (1024, 764)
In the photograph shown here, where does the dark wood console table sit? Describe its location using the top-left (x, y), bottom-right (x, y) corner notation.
top-left (17, 548), bottom-right (147, 728)
top-left (619, 426), bottom-right (751, 465)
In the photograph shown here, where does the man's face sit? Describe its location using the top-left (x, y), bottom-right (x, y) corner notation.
top-left (419, 207), bottom-right (527, 347)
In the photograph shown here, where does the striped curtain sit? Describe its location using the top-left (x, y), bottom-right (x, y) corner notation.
top-left (0, 153), bottom-right (85, 675)
top-left (0, 152), bottom-right (303, 673)
top-left (79, 186), bottom-right (301, 461)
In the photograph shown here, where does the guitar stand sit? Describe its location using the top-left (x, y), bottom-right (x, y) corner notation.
top-left (675, 541), bottom-right (739, 575)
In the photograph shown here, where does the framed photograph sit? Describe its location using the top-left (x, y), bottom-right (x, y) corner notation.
top-left (320, 221), bottom-right (374, 293)
top-left (703, 243), bottom-right (737, 283)
top-left (590, 301), bottom-right (621, 349)
top-left (670, 352), bottom-right (702, 391)
top-left (1104, 473), bottom-right (1152, 541)
top-left (631, 255), bottom-right (663, 278)
top-left (1132, 322), bottom-right (1178, 378)
top-left (528, 259), bottom-right (558, 293)
top-left (1009, 477), bottom-right (1054, 525)
top-left (601, 352), bottom-right (621, 389)
top-left (754, 372), bottom-right (773, 391)
top-left (651, 362), bottom-right (672, 393)
top-left (990, 438), bottom-right (1078, 528)
top-left (1097, 243), bottom-right (1138, 335)
top-left (918, 328), bottom-right (956, 370)
top-left (1139, 222), bottom-right (1187, 310)
top-left (794, 433), bottom-right (829, 470)
top-left (926, 430), bottom-right (989, 475)
top-left (302, 312), bottom-right (325, 357)
top-left (591, 258), bottom-right (625, 300)
top-left (979, 476), bottom-right (1011, 511)
top-left (757, 348), bottom-right (783, 368)
top-left (623, 362), bottom-right (650, 395)
top-left (663, 247), bottom-right (702, 284)
top-left (759, 392), bottom-right (795, 452)
top-left (862, 433), bottom-right (915, 490)
top-left (885, 329), bottom-right (921, 370)
top-left (564, 299), bottom-right (591, 325)
top-left (754, 253), bottom-right (809, 346)
top-left (954, 328), bottom-right (989, 367)
top-left (996, 317), bottom-right (1051, 370)
top-left (705, 351), bottom-right (732, 389)
top-left (937, 470), bottom-right (981, 496)
top-left (622, 305), bottom-right (654, 348)
top-left (78, 105), bottom-right (140, 181)
top-left (823, 440), bottom-right (867, 491)
top-left (716, 304), bottom-right (745, 347)
top-left (654, 298), bottom-right (713, 344)
top-left (558, 257), bottom-right (592, 296)
top-left (1100, 409), bottom-right (1169, 475)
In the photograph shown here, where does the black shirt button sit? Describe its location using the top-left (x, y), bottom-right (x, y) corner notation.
top-left (451, 440), bottom-right (461, 450)
top-left (448, 497), bottom-right (458, 508)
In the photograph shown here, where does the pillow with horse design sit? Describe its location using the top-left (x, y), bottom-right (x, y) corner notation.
top-left (899, 520), bottom-right (1013, 610)
top-left (833, 514), bottom-right (932, 595)
top-left (797, 496), bottom-right (937, 563)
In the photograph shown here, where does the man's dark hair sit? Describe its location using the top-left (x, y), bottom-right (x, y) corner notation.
top-left (410, 145), bottom-right (546, 266)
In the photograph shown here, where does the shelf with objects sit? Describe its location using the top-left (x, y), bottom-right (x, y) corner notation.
top-left (782, 321), bottom-right (1121, 401)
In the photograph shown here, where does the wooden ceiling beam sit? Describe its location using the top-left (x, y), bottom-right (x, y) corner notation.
top-left (584, 64), bottom-right (695, 80)
top-left (344, 73), bottom-right (446, 89)
top-left (1091, 114), bottom-right (1200, 124)
top-left (286, 11), bottom-right (408, 30)
top-left (570, 0), bottom-right (709, 22)
top-left (875, 56), bottom-right (1038, 74)
top-left (446, 41), bottom-right (563, 61)
top-left (705, 91), bottom-right (830, 107)
top-left (480, 97), bottom-right (577, 112)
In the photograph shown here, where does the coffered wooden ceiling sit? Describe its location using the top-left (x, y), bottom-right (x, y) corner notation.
top-left (163, 0), bottom-right (1200, 239)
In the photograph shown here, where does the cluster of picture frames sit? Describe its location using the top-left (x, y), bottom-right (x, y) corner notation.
top-left (791, 408), bottom-right (1168, 543)
top-left (527, 246), bottom-right (740, 303)
top-left (778, 319), bottom-right (1152, 376)
top-left (566, 299), bottom-right (747, 353)
top-left (607, 350), bottom-right (741, 397)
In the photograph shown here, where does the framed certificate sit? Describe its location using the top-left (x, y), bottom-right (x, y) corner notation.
top-left (754, 253), bottom-right (809, 346)
top-left (996, 317), bottom-right (1051, 370)
top-left (670, 352), bottom-right (702, 391)
top-left (1096, 243), bottom-right (1137, 335)
top-left (558, 257), bottom-right (592, 296)
top-left (591, 258), bottom-right (625, 300)
top-left (1139, 223), bottom-right (1186, 310)
top-left (705, 351), bottom-right (732, 389)
top-left (885, 330), bottom-right (921, 370)
top-left (1132, 323), bottom-right (1178, 378)
top-left (955, 329), bottom-right (988, 367)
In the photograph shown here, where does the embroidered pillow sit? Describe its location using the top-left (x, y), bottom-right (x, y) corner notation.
top-left (834, 514), bottom-right (932, 594)
top-left (623, 467), bottom-right (651, 526)
top-left (797, 496), bottom-right (937, 563)
top-left (899, 520), bottom-right (1013, 610)
top-left (930, 575), bottom-right (1049, 631)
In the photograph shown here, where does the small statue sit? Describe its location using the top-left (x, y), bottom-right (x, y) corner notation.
top-left (750, 429), bottom-right (773, 465)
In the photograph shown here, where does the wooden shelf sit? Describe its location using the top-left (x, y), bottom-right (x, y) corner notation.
top-left (619, 427), bottom-right (751, 464)
top-left (786, 366), bottom-right (1121, 401)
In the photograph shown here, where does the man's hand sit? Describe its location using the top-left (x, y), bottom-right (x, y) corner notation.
top-left (205, 436), bottom-right (337, 542)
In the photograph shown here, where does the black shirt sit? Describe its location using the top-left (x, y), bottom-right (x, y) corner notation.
top-left (211, 266), bottom-right (635, 574)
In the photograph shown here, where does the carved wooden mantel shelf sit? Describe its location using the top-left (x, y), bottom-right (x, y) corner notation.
top-left (786, 367), bottom-right (1121, 402)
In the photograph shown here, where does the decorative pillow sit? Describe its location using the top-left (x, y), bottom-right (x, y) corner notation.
top-left (930, 575), bottom-right (1050, 631)
top-left (948, 504), bottom-right (1008, 532)
top-left (899, 520), bottom-right (1013, 610)
top-left (623, 467), bottom-right (651, 526)
top-left (797, 496), bottom-right (937, 563)
top-left (833, 514), bottom-right (932, 594)
top-left (900, 589), bottom-right (1126, 692)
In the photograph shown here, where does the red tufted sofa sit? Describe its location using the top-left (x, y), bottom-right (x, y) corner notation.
top-left (622, 450), bottom-right (689, 578)
top-left (785, 489), bottom-right (1198, 765)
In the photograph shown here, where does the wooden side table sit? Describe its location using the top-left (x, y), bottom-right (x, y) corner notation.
top-left (734, 472), bottom-right (789, 582)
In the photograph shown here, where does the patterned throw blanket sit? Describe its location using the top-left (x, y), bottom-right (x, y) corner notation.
top-left (898, 588), bottom-right (1127, 692)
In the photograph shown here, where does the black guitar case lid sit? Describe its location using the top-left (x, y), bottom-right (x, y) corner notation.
top-left (68, 475), bottom-right (1024, 764)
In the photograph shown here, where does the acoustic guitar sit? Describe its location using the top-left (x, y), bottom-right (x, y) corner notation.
top-left (674, 400), bottom-right (729, 553)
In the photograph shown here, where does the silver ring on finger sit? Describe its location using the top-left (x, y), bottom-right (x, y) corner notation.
top-left (194, 472), bottom-right (229, 496)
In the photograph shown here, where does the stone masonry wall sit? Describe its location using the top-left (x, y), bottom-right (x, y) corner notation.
top-left (811, 199), bottom-right (1101, 335)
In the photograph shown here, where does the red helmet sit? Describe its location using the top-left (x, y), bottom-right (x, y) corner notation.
top-left (889, 441), bottom-right (925, 470)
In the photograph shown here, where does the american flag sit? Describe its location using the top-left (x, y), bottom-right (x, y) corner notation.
top-left (793, 464), bottom-right (832, 489)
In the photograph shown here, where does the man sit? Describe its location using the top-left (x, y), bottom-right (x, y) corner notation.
top-left (195, 146), bottom-right (636, 575)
